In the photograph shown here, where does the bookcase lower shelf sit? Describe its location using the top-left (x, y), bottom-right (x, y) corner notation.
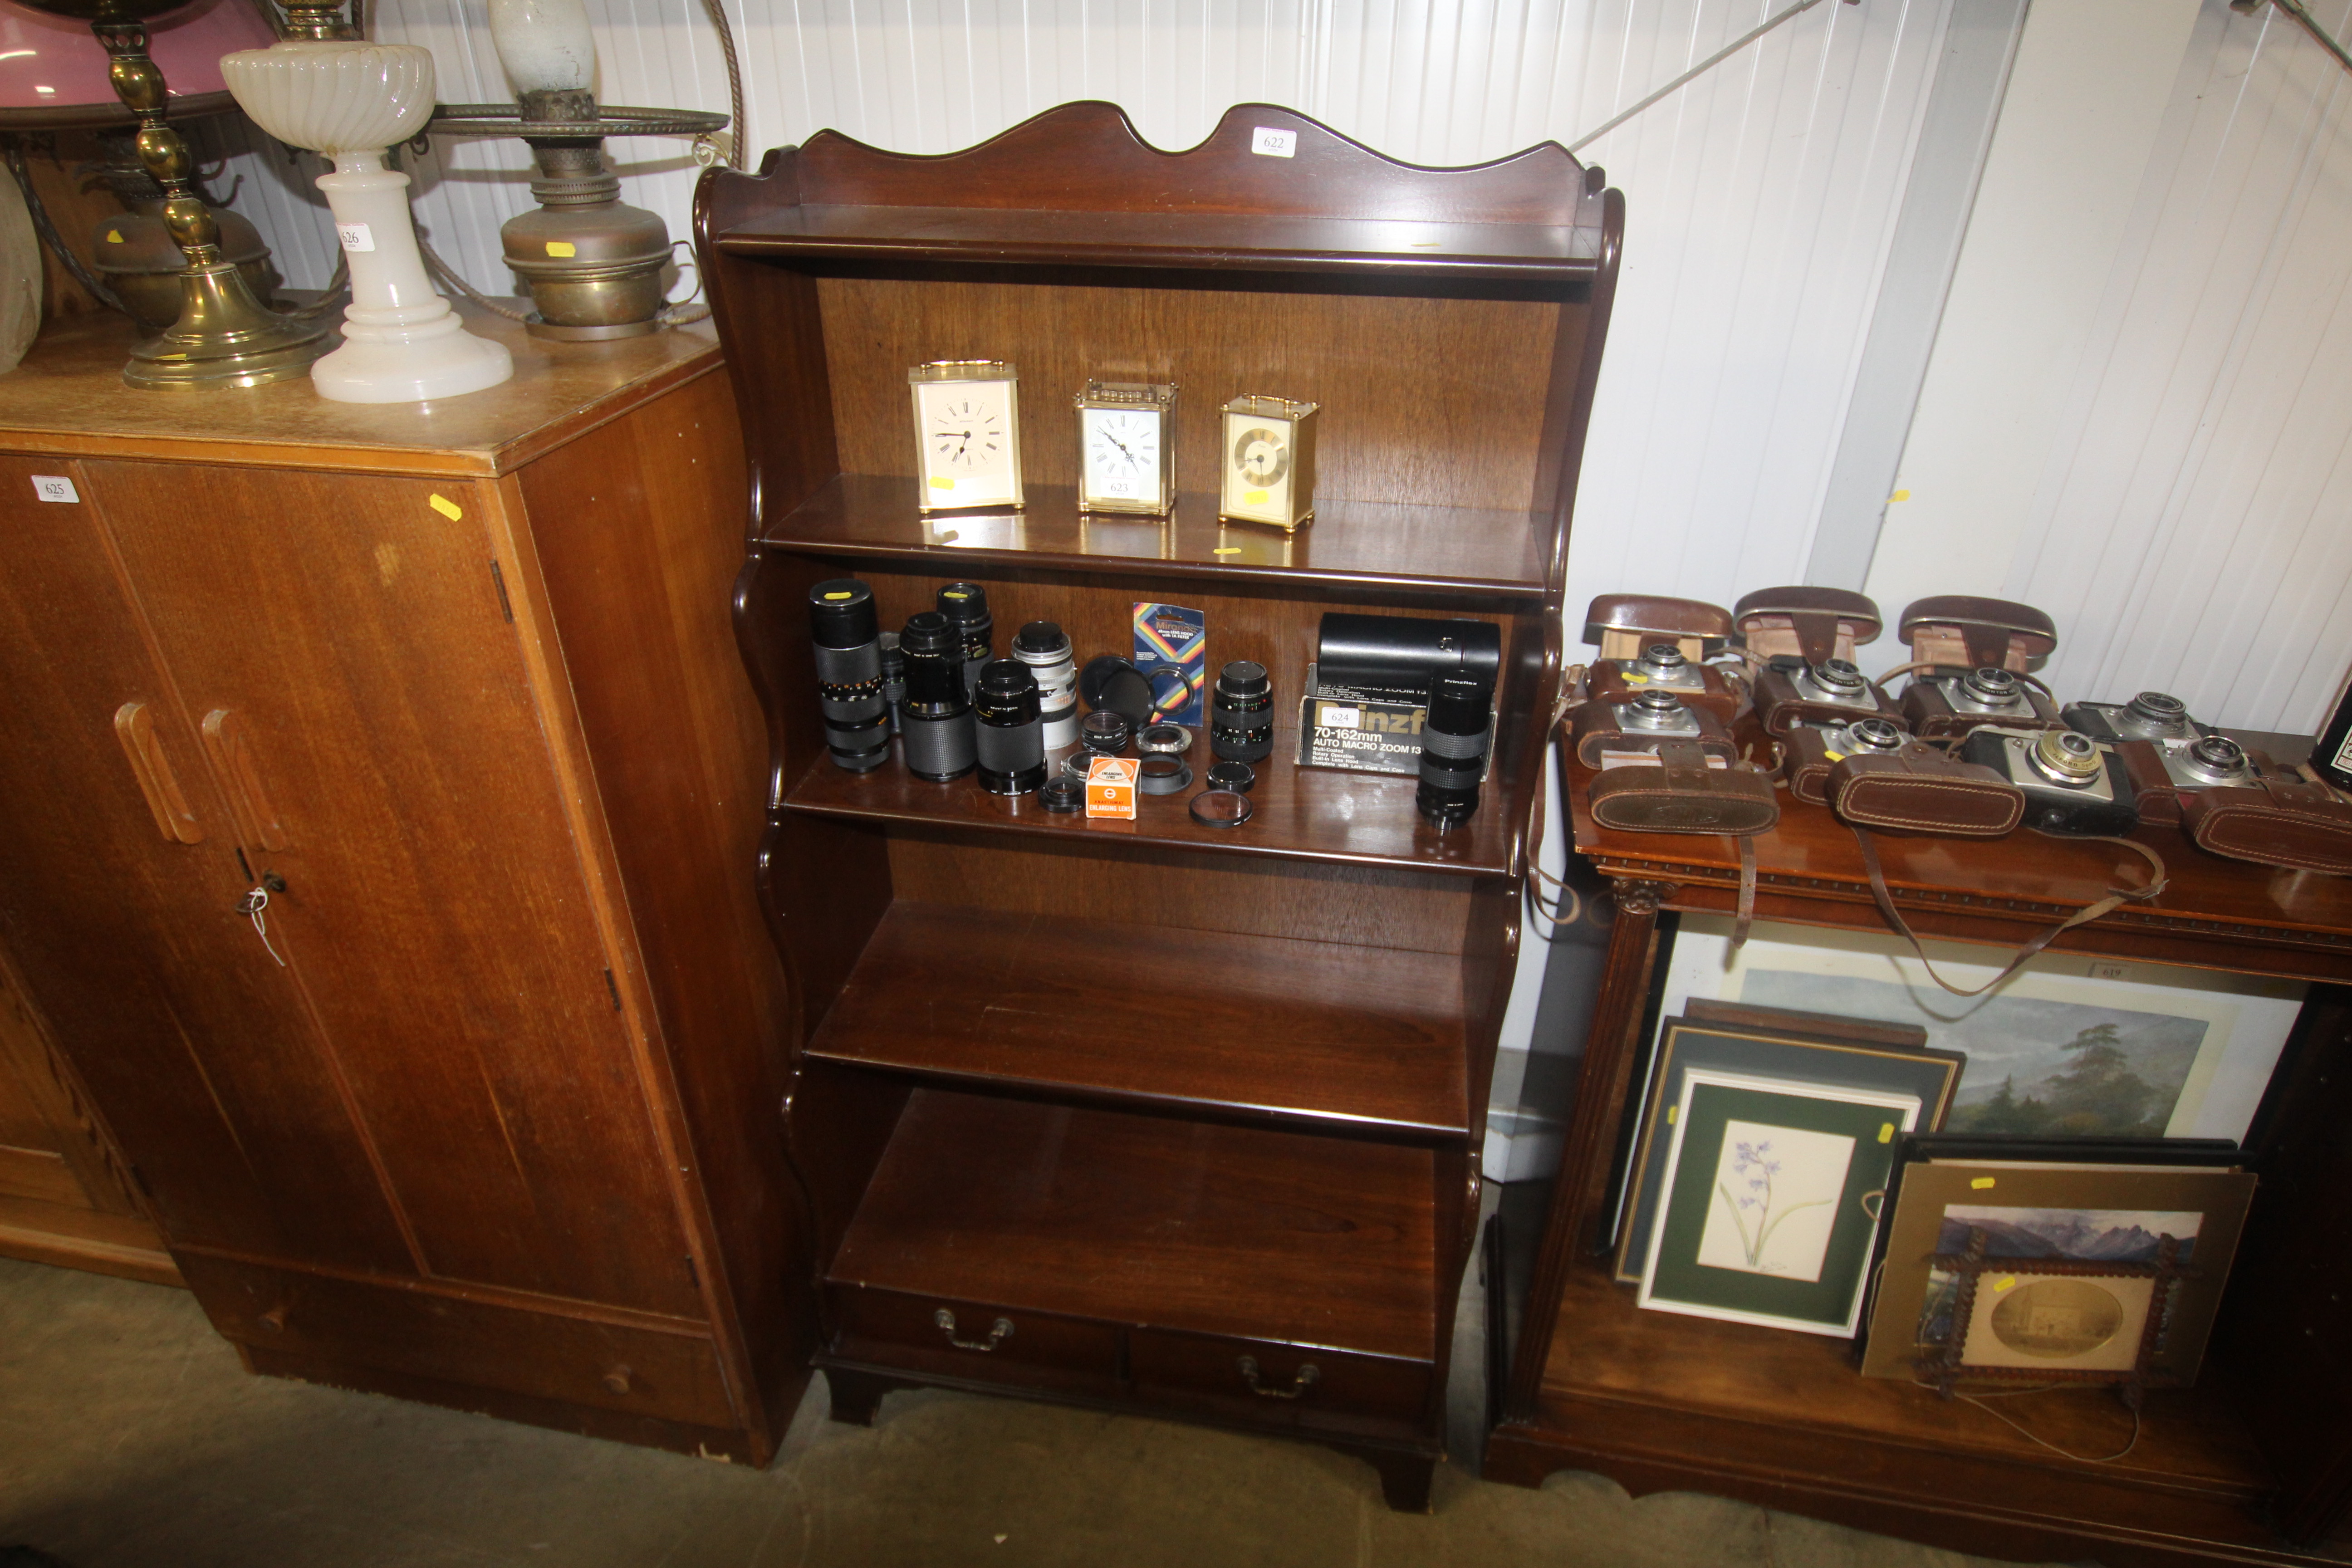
top-left (813, 1087), bottom-right (1450, 1507)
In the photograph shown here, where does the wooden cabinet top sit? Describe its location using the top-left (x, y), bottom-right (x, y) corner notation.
top-left (0, 305), bottom-right (721, 478)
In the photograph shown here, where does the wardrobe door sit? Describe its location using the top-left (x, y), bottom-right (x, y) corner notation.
top-left (0, 456), bottom-right (411, 1274)
top-left (86, 460), bottom-right (703, 1319)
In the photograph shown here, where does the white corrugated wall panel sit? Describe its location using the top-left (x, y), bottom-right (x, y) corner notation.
top-left (2001, 0), bottom-right (2352, 731)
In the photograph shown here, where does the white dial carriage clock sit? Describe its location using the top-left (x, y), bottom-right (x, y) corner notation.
top-left (1074, 381), bottom-right (1177, 514)
top-left (1218, 393), bottom-right (1319, 531)
top-left (911, 361), bottom-right (1024, 511)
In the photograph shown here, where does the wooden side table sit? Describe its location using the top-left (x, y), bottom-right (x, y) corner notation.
top-left (1485, 742), bottom-right (2352, 1567)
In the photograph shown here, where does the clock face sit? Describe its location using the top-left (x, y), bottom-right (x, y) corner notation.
top-left (924, 387), bottom-right (1010, 475)
top-left (1233, 426), bottom-right (1290, 486)
top-left (1082, 407), bottom-right (1162, 501)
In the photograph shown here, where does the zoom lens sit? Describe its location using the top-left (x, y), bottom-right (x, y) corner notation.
top-left (1013, 620), bottom-right (1079, 750)
top-left (898, 611), bottom-right (976, 782)
top-left (808, 578), bottom-right (888, 773)
top-left (878, 630), bottom-right (905, 736)
top-left (937, 582), bottom-right (995, 690)
top-left (1210, 660), bottom-right (1275, 762)
top-left (1417, 675), bottom-right (1493, 827)
top-left (974, 659), bottom-right (1047, 795)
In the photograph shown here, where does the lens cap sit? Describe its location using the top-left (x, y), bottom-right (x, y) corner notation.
top-left (1038, 776), bottom-right (1085, 813)
top-left (1081, 655), bottom-right (1156, 728)
top-left (1189, 789), bottom-right (1253, 828)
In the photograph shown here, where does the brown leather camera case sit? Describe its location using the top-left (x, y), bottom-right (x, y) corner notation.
top-left (1731, 585), bottom-right (1882, 666)
top-left (1586, 740), bottom-right (1780, 836)
top-left (1828, 741), bottom-right (2024, 837)
top-left (1778, 725), bottom-right (1852, 806)
top-left (1586, 660), bottom-right (1744, 725)
top-left (2180, 775), bottom-right (2352, 874)
top-left (1901, 675), bottom-right (2067, 740)
top-left (1752, 663), bottom-right (1904, 738)
top-left (1896, 595), bottom-right (2058, 672)
top-left (1582, 593), bottom-right (1733, 662)
top-left (1569, 699), bottom-right (1739, 769)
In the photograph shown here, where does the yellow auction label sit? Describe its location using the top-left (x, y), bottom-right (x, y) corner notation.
top-left (545, 241), bottom-right (577, 257)
top-left (929, 475), bottom-right (955, 490)
top-left (1971, 1176), bottom-right (1997, 1189)
top-left (106, 230), bottom-right (122, 244)
top-left (428, 493), bottom-right (462, 520)
top-left (1243, 489), bottom-right (1270, 505)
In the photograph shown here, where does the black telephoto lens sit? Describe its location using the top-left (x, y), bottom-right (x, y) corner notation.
top-left (1416, 674), bottom-right (1493, 827)
top-left (937, 582), bottom-right (995, 690)
top-left (1210, 660), bottom-right (1275, 762)
top-left (898, 611), bottom-right (976, 781)
top-left (973, 659), bottom-right (1048, 795)
top-left (808, 578), bottom-right (889, 772)
top-left (878, 630), bottom-right (906, 736)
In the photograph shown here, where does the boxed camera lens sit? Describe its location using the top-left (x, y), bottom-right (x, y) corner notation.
top-left (1295, 663), bottom-right (1492, 779)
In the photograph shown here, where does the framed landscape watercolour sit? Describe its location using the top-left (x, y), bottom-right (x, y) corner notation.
top-left (1610, 1011), bottom-right (1965, 1284)
top-left (1657, 916), bottom-right (2304, 1143)
top-left (1638, 1068), bottom-right (1921, 1337)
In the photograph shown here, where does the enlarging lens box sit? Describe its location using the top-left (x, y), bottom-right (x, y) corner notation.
top-left (1294, 663), bottom-right (1490, 779)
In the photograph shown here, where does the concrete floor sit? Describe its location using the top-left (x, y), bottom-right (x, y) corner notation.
top-left (0, 1255), bottom-right (2041, 1568)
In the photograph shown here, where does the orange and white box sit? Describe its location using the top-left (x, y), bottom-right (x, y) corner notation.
top-left (1085, 757), bottom-right (1138, 819)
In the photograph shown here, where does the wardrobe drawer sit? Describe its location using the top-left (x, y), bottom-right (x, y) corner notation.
top-left (176, 1252), bottom-right (735, 1431)
top-left (1128, 1328), bottom-right (1431, 1426)
top-left (829, 1284), bottom-right (1120, 1386)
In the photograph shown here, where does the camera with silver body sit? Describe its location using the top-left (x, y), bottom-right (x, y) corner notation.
top-left (1957, 724), bottom-right (2138, 836)
top-left (1903, 665), bottom-right (2066, 738)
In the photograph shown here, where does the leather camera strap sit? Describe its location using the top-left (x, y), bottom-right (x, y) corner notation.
top-left (1848, 826), bottom-right (2167, 997)
top-left (1734, 833), bottom-right (1758, 949)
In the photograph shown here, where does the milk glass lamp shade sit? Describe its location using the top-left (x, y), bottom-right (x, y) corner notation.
top-left (486, 0), bottom-right (594, 96)
top-left (221, 40), bottom-right (512, 402)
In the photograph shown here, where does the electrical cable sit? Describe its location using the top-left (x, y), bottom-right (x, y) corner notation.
top-left (3, 140), bottom-right (126, 313)
top-left (1569, 0), bottom-right (1846, 153)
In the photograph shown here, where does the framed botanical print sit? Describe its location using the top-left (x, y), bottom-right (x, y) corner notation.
top-left (1612, 1007), bottom-right (1964, 1284)
top-left (1637, 1068), bottom-right (1921, 1337)
top-left (1857, 1144), bottom-right (2255, 1387)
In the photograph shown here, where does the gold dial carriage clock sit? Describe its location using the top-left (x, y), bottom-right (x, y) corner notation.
top-left (1218, 394), bottom-right (1319, 531)
top-left (911, 361), bottom-right (1024, 511)
top-left (1074, 381), bottom-right (1178, 514)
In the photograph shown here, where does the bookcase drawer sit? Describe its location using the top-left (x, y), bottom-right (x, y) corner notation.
top-left (1128, 1327), bottom-right (1431, 1426)
top-left (829, 1284), bottom-right (1121, 1385)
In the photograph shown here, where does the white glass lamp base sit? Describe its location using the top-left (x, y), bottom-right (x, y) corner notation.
top-left (312, 156), bottom-right (511, 404)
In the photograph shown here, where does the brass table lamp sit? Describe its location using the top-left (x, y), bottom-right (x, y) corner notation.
top-left (16, 0), bottom-right (326, 388)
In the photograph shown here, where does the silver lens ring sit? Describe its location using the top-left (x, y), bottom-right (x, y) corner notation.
top-left (2181, 735), bottom-right (2249, 783)
top-left (1843, 718), bottom-right (1905, 753)
top-left (1624, 691), bottom-right (1686, 730)
top-left (1956, 667), bottom-right (2024, 712)
top-left (2029, 729), bottom-right (2103, 786)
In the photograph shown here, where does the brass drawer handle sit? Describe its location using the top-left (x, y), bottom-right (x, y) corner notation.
top-left (1238, 1355), bottom-right (1319, 1399)
top-left (933, 1308), bottom-right (1013, 1352)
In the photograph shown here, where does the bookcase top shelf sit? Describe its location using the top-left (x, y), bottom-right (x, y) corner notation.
top-left (760, 475), bottom-right (1550, 605)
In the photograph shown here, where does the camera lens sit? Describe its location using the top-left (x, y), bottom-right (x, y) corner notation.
top-left (1080, 710), bottom-right (1131, 756)
top-left (973, 659), bottom-right (1047, 795)
top-left (2029, 729), bottom-right (2104, 786)
top-left (1843, 717), bottom-right (1905, 753)
top-left (1637, 643), bottom-right (1688, 680)
top-left (878, 630), bottom-right (905, 737)
top-left (1804, 658), bottom-right (1868, 698)
top-left (897, 611), bottom-right (976, 782)
top-left (1958, 667), bottom-right (2023, 710)
top-left (1013, 621), bottom-right (1080, 749)
top-left (1417, 674), bottom-right (1493, 827)
top-left (1210, 660), bottom-right (1275, 762)
top-left (1623, 690), bottom-right (1686, 730)
top-left (936, 582), bottom-right (994, 689)
top-left (808, 578), bottom-right (889, 773)
top-left (2124, 691), bottom-right (2190, 736)
top-left (2183, 735), bottom-right (2250, 783)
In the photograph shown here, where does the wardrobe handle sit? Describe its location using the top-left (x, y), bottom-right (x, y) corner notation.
top-left (200, 708), bottom-right (288, 852)
top-left (112, 701), bottom-right (202, 844)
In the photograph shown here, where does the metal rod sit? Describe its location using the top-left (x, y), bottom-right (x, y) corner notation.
top-left (1569, 0), bottom-right (1837, 153)
top-left (2269, 0), bottom-right (2352, 77)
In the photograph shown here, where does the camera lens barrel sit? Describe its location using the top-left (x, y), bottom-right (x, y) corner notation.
top-left (1080, 710), bottom-right (1132, 756)
top-left (973, 659), bottom-right (1048, 795)
top-left (1417, 675), bottom-right (1493, 827)
top-left (1637, 643), bottom-right (1689, 679)
top-left (937, 582), bottom-right (995, 689)
top-left (1210, 660), bottom-right (1275, 762)
top-left (808, 579), bottom-right (889, 772)
top-left (898, 611), bottom-right (976, 781)
top-left (1013, 620), bottom-right (1080, 749)
top-left (878, 631), bottom-right (905, 736)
